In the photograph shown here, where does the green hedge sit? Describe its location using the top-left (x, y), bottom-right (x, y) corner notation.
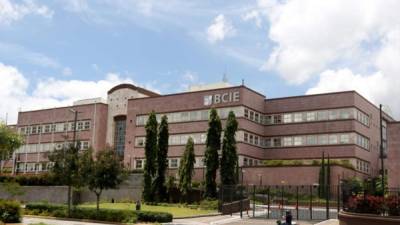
top-left (0, 174), bottom-right (62, 186)
top-left (0, 200), bottom-right (22, 223)
top-left (25, 203), bottom-right (173, 223)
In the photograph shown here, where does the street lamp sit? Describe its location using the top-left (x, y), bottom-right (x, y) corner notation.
top-left (240, 167), bottom-right (245, 218)
top-left (68, 109), bottom-right (79, 149)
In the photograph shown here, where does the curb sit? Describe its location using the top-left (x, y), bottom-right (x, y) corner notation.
top-left (174, 213), bottom-right (222, 219)
top-left (24, 215), bottom-right (127, 225)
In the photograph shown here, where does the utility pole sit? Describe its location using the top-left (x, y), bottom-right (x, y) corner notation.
top-left (379, 104), bottom-right (385, 196)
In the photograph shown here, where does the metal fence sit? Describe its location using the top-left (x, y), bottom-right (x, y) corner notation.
top-left (220, 184), bottom-right (341, 221)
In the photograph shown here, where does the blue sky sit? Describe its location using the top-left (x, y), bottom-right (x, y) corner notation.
top-left (1, 0), bottom-right (400, 123)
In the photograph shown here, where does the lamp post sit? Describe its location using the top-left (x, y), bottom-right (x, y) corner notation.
top-left (240, 167), bottom-right (245, 218)
top-left (258, 174), bottom-right (262, 187)
top-left (68, 109), bottom-right (79, 149)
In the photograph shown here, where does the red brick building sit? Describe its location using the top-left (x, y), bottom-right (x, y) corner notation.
top-left (6, 83), bottom-right (399, 187)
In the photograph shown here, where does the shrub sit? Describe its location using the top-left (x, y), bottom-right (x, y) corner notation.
top-left (347, 195), bottom-right (385, 214)
top-left (0, 174), bottom-right (61, 186)
top-left (136, 211), bottom-right (172, 223)
top-left (0, 200), bottom-right (22, 223)
top-left (199, 199), bottom-right (218, 210)
top-left (25, 203), bottom-right (173, 223)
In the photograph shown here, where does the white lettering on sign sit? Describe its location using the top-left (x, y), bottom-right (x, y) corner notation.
top-left (203, 91), bottom-right (240, 106)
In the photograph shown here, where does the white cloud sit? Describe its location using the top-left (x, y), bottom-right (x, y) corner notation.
top-left (0, 0), bottom-right (53, 25)
top-left (0, 63), bottom-right (157, 124)
top-left (260, 0), bottom-right (400, 84)
top-left (242, 10), bottom-right (262, 28)
top-left (206, 14), bottom-right (236, 43)
top-left (307, 29), bottom-right (400, 118)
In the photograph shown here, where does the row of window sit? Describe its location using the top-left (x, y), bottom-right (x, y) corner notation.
top-left (243, 157), bottom-right (262, 167)
top-left (136, 130), bottom-right (370, 150)
top-left (136, 107), bottom-right (244, 126)
top-left (15, 141), bottom-right (90, 154)
top-left (356, 159), bottom-right (370, 173)
top-left (18, 120), bottom-right (91, 135)
top-left (134, 157), bottom-right (205, 169)
top-left (135, 132), bottom-right (210, 147)
top-left (16, 162), bottom-right (54, 173)
top-left (241, 131), bottom-right (370, 150)
top-left (244, 107), bottom-right (370, 126)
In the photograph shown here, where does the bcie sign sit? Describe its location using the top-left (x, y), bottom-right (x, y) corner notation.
top-left (203, 91), bottom-right (240, 106)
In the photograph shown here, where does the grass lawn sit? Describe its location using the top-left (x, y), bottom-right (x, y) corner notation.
top-left (80, 203), bottom-right (217, 218)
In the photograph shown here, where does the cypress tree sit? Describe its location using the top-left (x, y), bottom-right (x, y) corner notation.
top-left (178, 137), bottom-right (196, 202)
top-left (220, 111), bottom-right (238, 186)
top-left (143, 111), bottom-right (158, 202)
top-left (155, 115), bottom-right (169, 202)
top-left (204, 108), bottom-right (222, 198)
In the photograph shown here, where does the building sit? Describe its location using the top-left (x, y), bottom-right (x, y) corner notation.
top-left (6, 82), bottom-right (399, 187)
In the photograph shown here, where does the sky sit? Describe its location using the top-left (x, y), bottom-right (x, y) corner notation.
top-left (1, 0), bottom-right (400, 124)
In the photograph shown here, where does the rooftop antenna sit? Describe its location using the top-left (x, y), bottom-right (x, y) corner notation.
top-left (5, 113), bottom-right (8, 125)
top-left (242, 79), bottom-right (245, 86)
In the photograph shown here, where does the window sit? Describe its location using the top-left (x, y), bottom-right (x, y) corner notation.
top-left (283, 114), bottom-right (292, 123)
top-left (265, 115), bottom-right (272, 124)
top-left (294, 113), bottom-right (303, 122)
top-left (250, 111), bottom-right (254, 121)
top-left (329, 110), bottom-right (338, 120)
top-left (249, 135), bottom-right (254, 144)
top-left (170, 159), bottom-right (178, 168)
top-left (307, 135), bottom-right (318, 145)
top-left (264, 138), bottom-right (271, 148)
top-left (136, 160), bottom-right (143, 169)
top-left (249, 159), bottom-right (253, 166)
top-left (274, 115), bottom-right (282, 124)
top-left (44, 125), bottom-right (50, 133)
top-left (273, 138), bottom-right (282, 147)
top-left (84, 121), bottom-right (90, 130)
top-left (340, 109), bottom-right (350, 119)
top-left (318, 111), bottom-right (329, 121)
top-left (255, 113), bottom-right (259, 122)
top-left (340, 134), bottom-right (350, 144)
top-left (329, 135), bottom-right (338, 144)
top-left (243, 158), bottom-right (248, 166)
top-left (254, 136), bottom-right (259, 145)
top-left (244, 109), bottom-right (249, 118)
top-left (32, 126), bottom-right (37, 134)
top-left (318, 135), bottom-right (328, 145)
top-left (283, 137), bottom-right (293, 146)
top-left (81, 141), bottom-right (89, 150)
top-left (51, 124), bottom-right (56, 132)
top-left (77, 122), bottom-right (83, 130)
top-left (306, 112), bottom-right (316, 121)
top-left (294, 136), bottom-right (303, 146)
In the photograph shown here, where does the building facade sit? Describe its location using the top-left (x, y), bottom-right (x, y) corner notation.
top-left (6, 83), bottom-right (399, 187)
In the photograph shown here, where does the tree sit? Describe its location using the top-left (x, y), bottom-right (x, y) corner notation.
top-left (178, 137), bottom-right (196, 202)
top-left (204, 108), bottom-right (222, 198)
top-left (0, 124), bottom-right (23, 174)
top-left (85, 148), bottom-right (126, 212)
top-left (48, 142), bottom-right (86, 215)
top-left (143, 111), bottom-right (158, 202)
top-left (220, 111), bottom-right (238, 186)
top-left (155, 115), bottom-right (169, 202)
